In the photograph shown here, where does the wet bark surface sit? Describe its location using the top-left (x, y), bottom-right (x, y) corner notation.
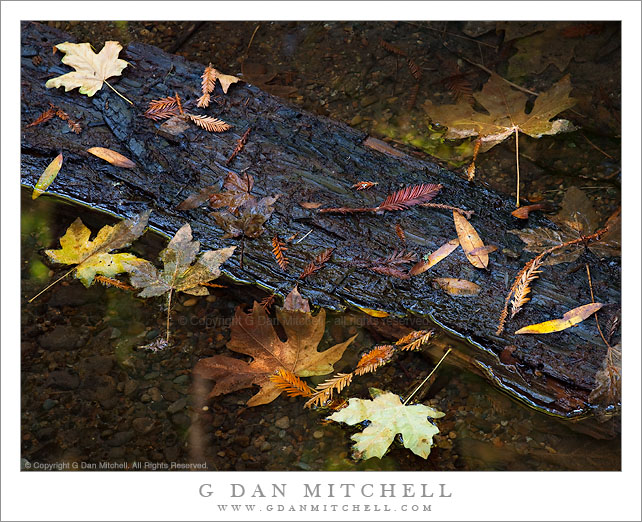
top-left (21, 22), bottom-right (620, 438)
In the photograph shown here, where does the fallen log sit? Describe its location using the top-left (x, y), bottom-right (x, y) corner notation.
top-left (20, 22), bottom-right (620, 438)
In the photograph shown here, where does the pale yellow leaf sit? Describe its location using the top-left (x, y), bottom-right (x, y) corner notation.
top-left (328, 390), bottom-right (444, 460)
top-left (515, 303), bottom-right (603, 334)
top-left (433, 277), bottom-right (481, 296)
top-left (45, 41), bottom-right (128, 97)
top-left (33, 153), bottom-right (63, 199)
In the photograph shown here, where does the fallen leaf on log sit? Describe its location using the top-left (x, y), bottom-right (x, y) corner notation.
top-left (32, 153), bottom-right (63, 199)
top-left (327, 389), bottom-right (444, 460)
top-left (453, 210), bottom-right (488, 268)
top-left (515, 303), bottom-right (603, 334)
top-left (45, 211), bottom-right (150, 286)
top-left (46, 41), bottom-right (128, 97)
top-left (511, 202), bottom-right (554, 219)
top-left (432, 277), bottom-right (481, 296)
top-left (410, 238), bottom-right (459, 276)
top-left (87, 147), bottom-right (136, 168)
top-left (193, 287), bottom-right (356, 406)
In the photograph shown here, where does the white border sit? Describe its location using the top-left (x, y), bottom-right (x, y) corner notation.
top-left (2, 2), bottom-right (640, 521)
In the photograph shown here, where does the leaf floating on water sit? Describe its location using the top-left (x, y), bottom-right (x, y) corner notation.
top-left (452, 210), bottom-right (488, 268)
top-left (193, 286), bottom-right (356, 407)
top-left (433, 277), bottom-right (481, 296)
top-left (282, 285), bottom-right (310, 313)
top-left (88, 147), bottom-right (136, 168)
top-left (123, 223), bottom-right (235, 298)
top-left (45, 41), bottom-right (128, 97)
top-left (32, 153), bottom-right (63, 199)
top-left (327, 390), bottom-right (444, 460)
top-left (515, 303), bottom-right (603, 334)
top-left (45, 210), bottom-right (151, 287)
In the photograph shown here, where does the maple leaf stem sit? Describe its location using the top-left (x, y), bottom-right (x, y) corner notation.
top-left (403, 347), bottom-right (451, 405)
top-left (515, 128), bottom-right (520, 208)
top-left (28, 266), bottom-right (76, 303)
top-left (166, 289), bottom-right (173, 344)
top-left (104, 80), bottom-right (133, 105)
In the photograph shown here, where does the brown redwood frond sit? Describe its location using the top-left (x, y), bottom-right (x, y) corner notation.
top-left (510, 257), bottom-right (543, 318)
top-left (271, 235), bottom-right (289, 270)
top-left (299, 248), bottom-right (334, 279)
top-left (269, 368), bottom-right (313, 398)
top-left (95, 275), bottom-right (135, 291)
top-left (226, 127), bottom-right (251, 165)
top-left (398, 330), bottom-right (434, 351)
top-left (144, 96), bottom-right (180, 121)
top-left (354, 345), bottom-right (395, 376)
top-left (26, 107), bottom-right (57, 128)
top-left (187, 114), bottom-right (231, 132)
top-left (377, 183), bottom-right (442, 211)
top-left (304, 373), bottom-right (353, 409)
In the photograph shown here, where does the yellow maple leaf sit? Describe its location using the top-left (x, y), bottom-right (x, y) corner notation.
top-left (46, 41), bottom-right (128, 97)
top-left (45, 211), bottom-right (150, 286)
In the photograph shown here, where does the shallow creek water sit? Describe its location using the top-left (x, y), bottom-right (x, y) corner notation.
top-left (21, 21), bottom-right (621, 471)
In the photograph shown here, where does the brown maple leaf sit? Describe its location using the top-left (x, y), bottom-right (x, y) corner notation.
top-left (193, 287), bottom-right (357, 406)
top-left (424, 73), bottom-right (576, 205)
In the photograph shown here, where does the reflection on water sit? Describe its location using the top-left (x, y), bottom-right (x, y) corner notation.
top-left (21, 189), bottom-right (620, 470)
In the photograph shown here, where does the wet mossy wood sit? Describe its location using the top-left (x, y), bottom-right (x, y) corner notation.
top-left (21, 22), bottom-right (620, 438)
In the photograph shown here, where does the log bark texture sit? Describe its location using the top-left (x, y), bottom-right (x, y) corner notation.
top-left (20, 22), bottom-right (621, 438)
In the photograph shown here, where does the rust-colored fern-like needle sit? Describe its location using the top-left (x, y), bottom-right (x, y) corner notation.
top-left (407, 82), bottom-right (420, 109)
top-left (26, 107), bottom-right (57, 128)
top-left (200, 282), bottom-right (227, 289)
top-left (187, 114), bottom-right (231, 132)
top-left (269, 368), bottom-right (313, 398)
top-left (395, 223), bottom-right (406, 243)
top-left (304, 373), bottom-right (353, 409)
top-left (379, 38), bottom-right (407, 57)
top-left (467, 138), bottom-right (482, 181)
top-left (368, 265), bottom-right (410, 279)
top-left (406, 57), bottom-right (422, 81)
top-left (197, 64), bottom-right (218, 108)
top-left (174, 91), bottom-right (184, 115)
top-left (259, 294), bottom-right (276, 311)
top-left (95, 275), bottom-right (135, 291)
top-left (354, 345), bottom-right (395, 376)
top-left (271, 235), bottom-right (289, 270)
top-left (226, 127), bottom-right (251, 165)
top-left (396, 329), bottom-right (430, 346)
top-left (55, 108), bottom-right (81, 134)
top-left (377, 183), bottom-right (442, 211)
top-left (299, 248), bottom-right (334, 279)
top-left (144, 96), bottom-right (180, 120)
top-left (443, 73), bottom-right (474, 105)
top-left (398, 330), bottom-right (434, 351)
top-left (509, 257), bottom-right (543, 318)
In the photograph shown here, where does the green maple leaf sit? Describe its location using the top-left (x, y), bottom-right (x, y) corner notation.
top-left (123, 223), bottom-right (235, 298)
top-left (328, 389), bottom-right (445, 460)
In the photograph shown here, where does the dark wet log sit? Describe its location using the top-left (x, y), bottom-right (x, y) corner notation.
top-left (20, 22), bottom-right (620, 438)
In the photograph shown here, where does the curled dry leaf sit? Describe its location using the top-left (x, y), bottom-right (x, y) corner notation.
top-left (87, 147), bottom-right (135, 168)
top-left (511, 202), bottom-right (554, 219)
top-left (410, 238), bottom-right (459, 276)
top-left (433, 277), bottom-right (481, 296)
top-left (32, 153), bottom-right (63, 199)
top-left (452, 210), bottom-right (488, 268)
top-left (515, 302), bottom-right (603, 334)
top-left (45, 41), bottom-right (128, 97)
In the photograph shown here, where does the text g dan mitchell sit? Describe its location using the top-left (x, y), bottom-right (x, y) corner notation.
top-left (199, 482), bottom-right (452, 499)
